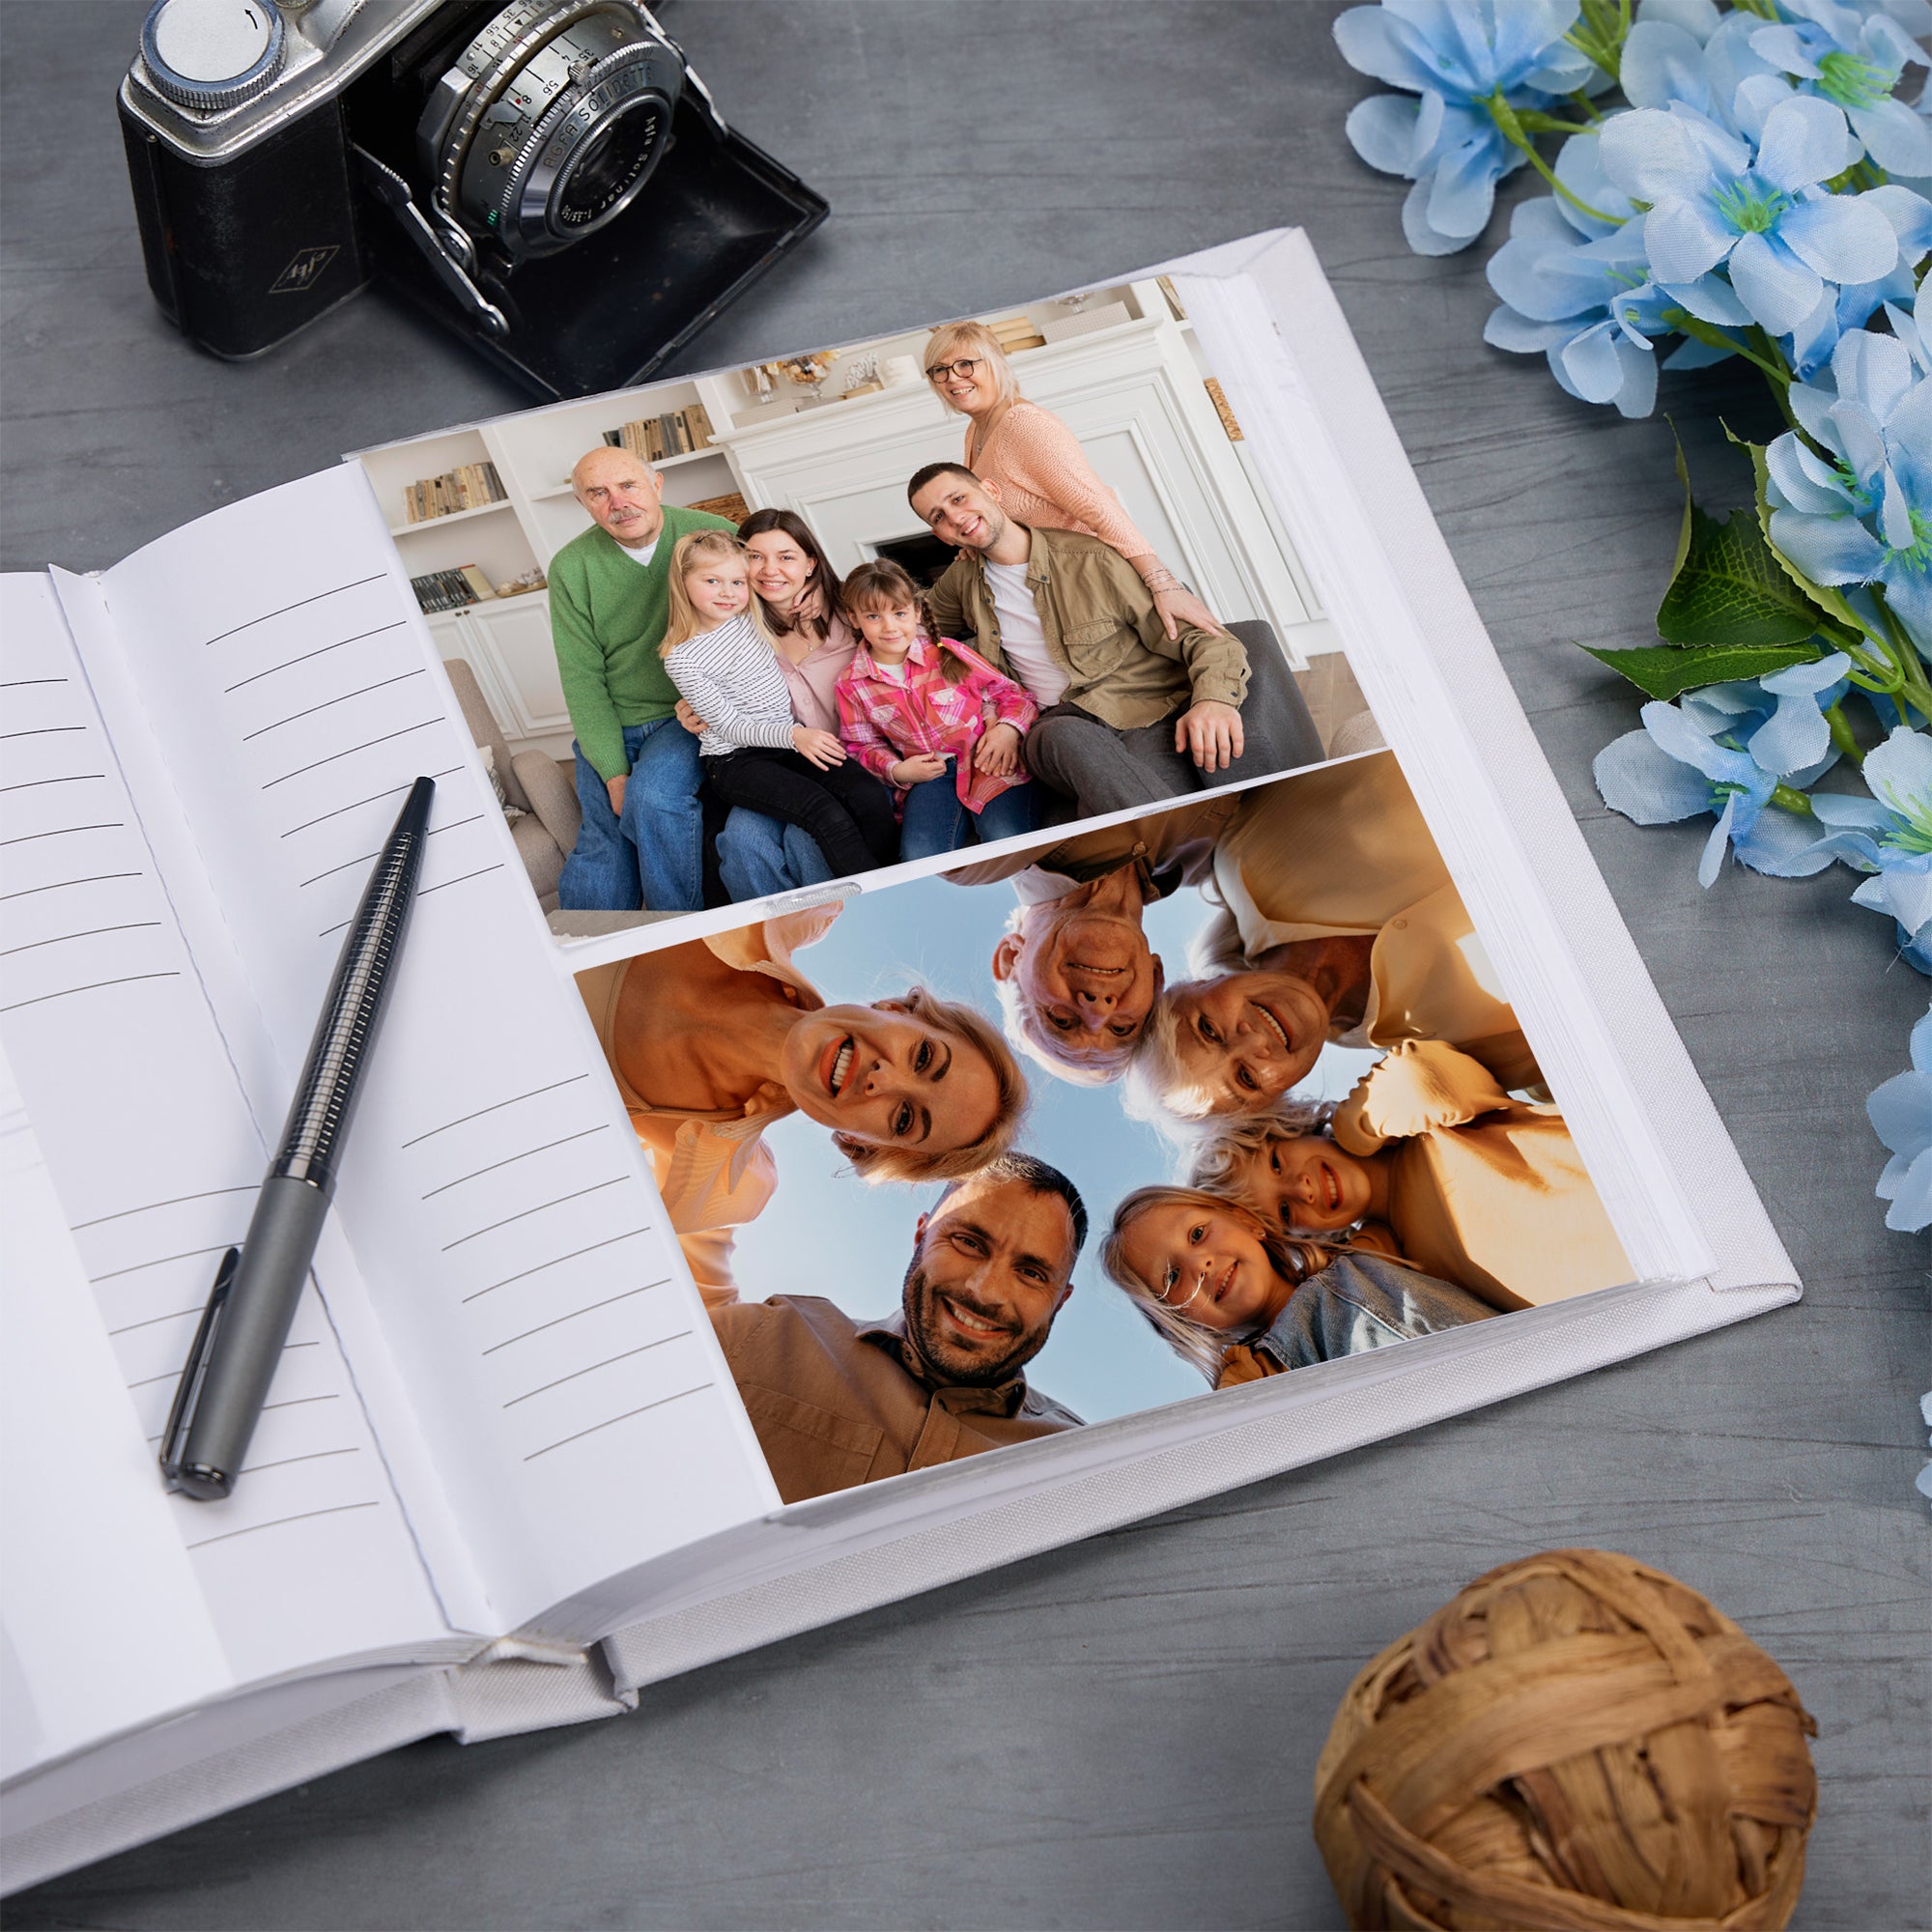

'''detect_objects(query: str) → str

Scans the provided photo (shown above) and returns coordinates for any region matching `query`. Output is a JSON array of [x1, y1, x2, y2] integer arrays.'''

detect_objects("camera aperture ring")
[[500, 46, 673, 252], [418, 0, 676, 266]]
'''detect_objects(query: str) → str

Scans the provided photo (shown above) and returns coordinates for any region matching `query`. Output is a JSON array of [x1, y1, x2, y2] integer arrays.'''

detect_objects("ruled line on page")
[[400, 1073, 591, 1148], [460, 1230, 654, 1304], [298, 814, 485, 891], [0, 775, 105, 795], [260, 719, 441, 790], [241, 668, 427, 742], [422, 1125, 611, 1200], [0, 822, 125, 848], [315, 856, 509, 938], [280, 767, 464, 839], [89, 1242, 231, 1284], [242, 1447, 361, 1477], [1, 971, 181, 1013], [0, 725, 87, 741], [0, 677, 70, 688], [108, 1305, 209, 1337], [203, 574, 389, 647], [501, 1332, 692, 1408], [524, 1386, 710, 1461], [439, 1176, 627, 1251], [480, 1278, 669, 1352], [0, 871, 143, 902], [73, 1185, 257, 1231], [0, 921, 162, 958], [184, 1500, 382, 1549], [223, 622, 408, 693]]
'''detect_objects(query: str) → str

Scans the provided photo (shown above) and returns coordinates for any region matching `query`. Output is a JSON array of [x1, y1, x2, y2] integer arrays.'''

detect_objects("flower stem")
[[1486, 92, 1620, 223], [1823, 700, 1863, 765], [1873, 589, 1932, 725], [1770, 782, 1816, 815], [1662, 309, 1792, 386]]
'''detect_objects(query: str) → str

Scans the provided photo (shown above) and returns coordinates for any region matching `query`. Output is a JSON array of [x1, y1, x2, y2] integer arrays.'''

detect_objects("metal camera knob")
[[140, 0, 285, 115]]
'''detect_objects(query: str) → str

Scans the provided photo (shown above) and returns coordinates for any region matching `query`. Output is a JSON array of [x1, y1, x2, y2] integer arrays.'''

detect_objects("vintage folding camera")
[[120, 0, 828, 399]]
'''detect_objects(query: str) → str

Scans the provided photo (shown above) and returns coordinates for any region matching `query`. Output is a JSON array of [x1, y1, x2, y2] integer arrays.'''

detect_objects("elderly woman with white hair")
[[1124, 753, 1542, 1127], [923, 319, 1220, 641]]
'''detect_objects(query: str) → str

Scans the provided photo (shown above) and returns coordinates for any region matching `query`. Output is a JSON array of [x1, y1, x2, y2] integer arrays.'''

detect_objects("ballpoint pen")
[[160, 776, 436, 1501]]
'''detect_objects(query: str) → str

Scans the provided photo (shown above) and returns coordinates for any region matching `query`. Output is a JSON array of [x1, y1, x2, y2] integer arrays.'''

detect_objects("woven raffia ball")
[[1313, 1549, 1818, 1931]]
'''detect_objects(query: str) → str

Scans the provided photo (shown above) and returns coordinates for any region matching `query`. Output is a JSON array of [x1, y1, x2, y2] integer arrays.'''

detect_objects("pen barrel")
[[273, 777, 432, 1189], [176, 1176, 330, 1494]]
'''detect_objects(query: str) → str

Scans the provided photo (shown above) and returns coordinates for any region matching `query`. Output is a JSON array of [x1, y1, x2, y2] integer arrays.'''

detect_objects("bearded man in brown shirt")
[[708, 1153, 1087, 1504]]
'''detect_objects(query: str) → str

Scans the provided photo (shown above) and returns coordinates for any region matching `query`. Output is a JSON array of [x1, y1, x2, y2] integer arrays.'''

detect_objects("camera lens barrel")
[[417, 0, 682, 266]]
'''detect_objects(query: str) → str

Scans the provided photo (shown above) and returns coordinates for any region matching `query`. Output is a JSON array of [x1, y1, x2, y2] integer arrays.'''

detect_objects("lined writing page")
[[0, 576, 452, 1692], [79, 467, 778, 1633]]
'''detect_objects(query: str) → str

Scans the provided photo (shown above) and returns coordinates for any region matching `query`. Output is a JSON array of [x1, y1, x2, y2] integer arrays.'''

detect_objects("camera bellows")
[[1312, 1548, 1817, 1931]]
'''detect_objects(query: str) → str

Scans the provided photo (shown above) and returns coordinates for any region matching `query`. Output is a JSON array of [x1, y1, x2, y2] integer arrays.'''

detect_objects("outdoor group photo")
[[572, 753, 1634, 1505]]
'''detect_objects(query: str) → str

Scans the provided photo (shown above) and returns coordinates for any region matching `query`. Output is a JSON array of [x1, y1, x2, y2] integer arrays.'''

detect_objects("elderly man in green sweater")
[[550, 445, 738, 911]]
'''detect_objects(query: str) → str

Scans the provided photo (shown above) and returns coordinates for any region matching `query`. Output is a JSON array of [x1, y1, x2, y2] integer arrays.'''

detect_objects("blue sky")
[[728, 867, 1378, 1422]]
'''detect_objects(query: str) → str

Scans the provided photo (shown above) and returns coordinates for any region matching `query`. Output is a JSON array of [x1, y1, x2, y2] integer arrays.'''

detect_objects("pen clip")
[[159, 1246, 239, 1490]]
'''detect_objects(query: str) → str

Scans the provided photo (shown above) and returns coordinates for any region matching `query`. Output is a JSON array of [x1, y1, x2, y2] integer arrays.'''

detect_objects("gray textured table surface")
[[4, 3, 1926, 1925]]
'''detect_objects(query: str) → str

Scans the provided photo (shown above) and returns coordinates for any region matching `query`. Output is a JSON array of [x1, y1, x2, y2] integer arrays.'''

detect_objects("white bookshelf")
[[349, 279, 1329, 758]]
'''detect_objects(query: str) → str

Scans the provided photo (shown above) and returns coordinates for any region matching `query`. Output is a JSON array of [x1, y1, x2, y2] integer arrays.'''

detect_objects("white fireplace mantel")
[[710, 313, 1326, 663]]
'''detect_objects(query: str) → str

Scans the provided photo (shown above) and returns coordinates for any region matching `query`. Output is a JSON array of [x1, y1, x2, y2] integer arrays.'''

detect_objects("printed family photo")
[[572, 753, 1633, 1504], [351, 277, 1379, 937]]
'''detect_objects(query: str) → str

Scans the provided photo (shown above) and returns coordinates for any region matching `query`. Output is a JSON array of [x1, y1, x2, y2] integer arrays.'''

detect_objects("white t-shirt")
[[871, 658, 908, 683], [983, 558, 1067, 707], [611, 532, 661, 568]]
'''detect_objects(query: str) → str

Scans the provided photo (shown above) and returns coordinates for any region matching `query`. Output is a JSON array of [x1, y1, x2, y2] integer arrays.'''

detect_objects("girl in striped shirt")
[[834, 558, 1039, 861], [660, 531, 897, 883]]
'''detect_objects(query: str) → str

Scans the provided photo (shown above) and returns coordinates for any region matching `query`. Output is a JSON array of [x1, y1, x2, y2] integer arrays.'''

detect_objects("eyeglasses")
[[924, 357, 982, 383]]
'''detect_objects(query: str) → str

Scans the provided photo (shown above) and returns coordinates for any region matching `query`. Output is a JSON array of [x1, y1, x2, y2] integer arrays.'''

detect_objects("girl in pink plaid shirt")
[[835, 559, 1040, 861]]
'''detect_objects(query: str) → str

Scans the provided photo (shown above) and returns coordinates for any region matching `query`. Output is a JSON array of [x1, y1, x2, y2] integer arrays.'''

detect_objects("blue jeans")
[[716, 810, 833, 901], [557, 718, 703, 912], [897, 778, 1037, 861]]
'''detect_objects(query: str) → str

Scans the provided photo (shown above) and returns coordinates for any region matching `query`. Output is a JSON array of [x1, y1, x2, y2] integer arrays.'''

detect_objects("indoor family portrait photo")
[[353, 277, 1380, 938]]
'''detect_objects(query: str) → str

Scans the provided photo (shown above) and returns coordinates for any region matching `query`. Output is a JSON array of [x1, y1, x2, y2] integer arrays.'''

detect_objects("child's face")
[[1235, 1133, 1373, 1234], [686, 553, 751, 623], [854, 600, 921, 658]]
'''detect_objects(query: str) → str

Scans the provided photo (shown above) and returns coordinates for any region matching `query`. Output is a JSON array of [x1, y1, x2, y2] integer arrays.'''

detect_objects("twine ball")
[[1313, 1549, 1817, 1931]]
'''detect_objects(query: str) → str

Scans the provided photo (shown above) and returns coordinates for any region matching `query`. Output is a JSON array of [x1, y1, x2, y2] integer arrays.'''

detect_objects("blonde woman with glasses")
[[923, 320, 1220, 641]]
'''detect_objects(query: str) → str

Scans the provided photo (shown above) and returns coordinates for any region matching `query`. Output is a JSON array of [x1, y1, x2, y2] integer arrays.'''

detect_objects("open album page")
[[71, 469, 779, 1636], [0, 576, 451, 1714]]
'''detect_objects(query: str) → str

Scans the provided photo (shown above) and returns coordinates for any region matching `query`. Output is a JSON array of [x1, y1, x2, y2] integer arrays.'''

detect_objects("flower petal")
[[1746, 690, 1832, 773], [1636, 0, 1723, 43], [1753, 94, 1859, 193], [1593, 727, 1716, 822], [1768, 504, 1889, 582], [1777, 193, 1901, 287], [1347, 92, 1428, 175], [1864, 725, 1932, 825], [1729, 229, 1824, 338], [1699, 792, 1741, 884], [1622, 19, 1717, 110], [1600, 107, 1716, 203], [1485, 303, 1577, 351], [1868, 1063, 1932, 1161], [1850, 98, 1932, 179]]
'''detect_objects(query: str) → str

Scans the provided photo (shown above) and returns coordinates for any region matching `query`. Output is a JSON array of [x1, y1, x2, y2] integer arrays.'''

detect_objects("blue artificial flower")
[[1802, 724, 1932, 968], [1336, 0, 1597, 254], [1598, 96, 1902, 339], [1866, 1001, 1932, 1231], [1485, 200, 1679, 413], [1765, 327, 1932, 652], [1593, 657, 1850, 883], [1743, 0, 1932, 177]]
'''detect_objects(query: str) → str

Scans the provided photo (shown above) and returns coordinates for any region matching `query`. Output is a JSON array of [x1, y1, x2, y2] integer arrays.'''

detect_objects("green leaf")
[[1655, 434, 1833, 648], [1583, 642, 1823, 701], [1727, 426, 1871, 646]]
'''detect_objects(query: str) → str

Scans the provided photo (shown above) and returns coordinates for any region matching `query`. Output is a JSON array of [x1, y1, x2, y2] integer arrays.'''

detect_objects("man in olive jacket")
[[910, 463, 1300, 816], [549, 445, 737, 912]]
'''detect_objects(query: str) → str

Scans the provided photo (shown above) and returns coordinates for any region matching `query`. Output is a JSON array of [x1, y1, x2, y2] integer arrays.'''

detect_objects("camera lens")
[[554, 100, 659, 226], [416, 1, 682, 265]]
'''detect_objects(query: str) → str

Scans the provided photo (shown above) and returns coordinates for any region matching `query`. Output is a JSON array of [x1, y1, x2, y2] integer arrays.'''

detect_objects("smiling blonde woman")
[[923, 319, 1220, 641], [576, 903, 1026, 1294]]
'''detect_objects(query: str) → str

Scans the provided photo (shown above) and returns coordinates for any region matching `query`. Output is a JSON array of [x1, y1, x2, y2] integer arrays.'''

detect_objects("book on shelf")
[[0, 231, 1799, 1894], [687, 491, 750, 526], [601, 402, 716, 465], [407, 564, 497, 613], [401, 462, 506, 526]]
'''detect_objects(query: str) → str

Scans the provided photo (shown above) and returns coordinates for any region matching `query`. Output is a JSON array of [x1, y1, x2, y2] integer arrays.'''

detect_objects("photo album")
[[0, 229, 1799, 1890]]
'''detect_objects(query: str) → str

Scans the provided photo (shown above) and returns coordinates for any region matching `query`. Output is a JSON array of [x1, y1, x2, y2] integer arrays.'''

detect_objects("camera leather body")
[[120, 0, 827, 399]]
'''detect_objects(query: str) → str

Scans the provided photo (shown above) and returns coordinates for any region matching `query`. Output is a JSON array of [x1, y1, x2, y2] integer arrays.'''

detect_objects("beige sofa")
[[441, 658, 581, 912]]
